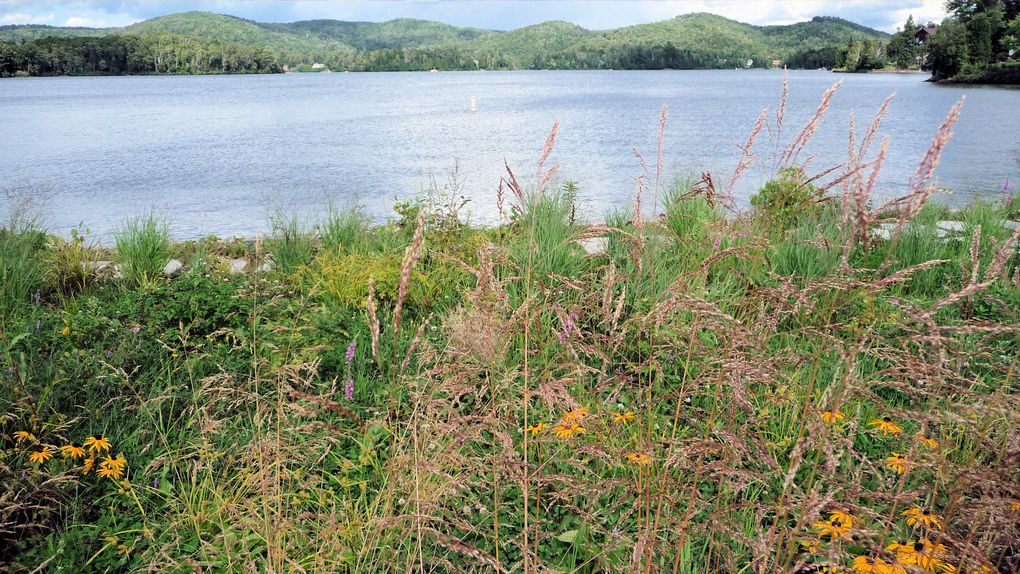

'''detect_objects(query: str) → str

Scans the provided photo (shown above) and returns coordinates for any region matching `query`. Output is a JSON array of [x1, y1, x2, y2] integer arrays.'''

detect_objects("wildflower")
[[869, 417, 902, 436], [624, 453, 651, 466], [60, 444, 87, 460], [850, 556, 905, 574], [562, 407, 589, 422], [813, 510, 855, 540], [613, 411, 635, 424], [13, 431, 36, 444], [553, 422, 585, 439], [83, 436, 111, 454], [60, 325, 70, 336], [343, 378, 354, 401], [1011, 500, 1020, 513], [800, 538, 820, 554], [915, 434, 939, 449], [524, 422, 548, 436], [345, 339, 356, 363], [902, 507, 943, 529], [889, 539, 953, 572], [98, 455, 127, 479], [29, 446, 54, 464], [885, 452, 910, 475], [821, 410, 845, 425], [82, 455, 96, 475]]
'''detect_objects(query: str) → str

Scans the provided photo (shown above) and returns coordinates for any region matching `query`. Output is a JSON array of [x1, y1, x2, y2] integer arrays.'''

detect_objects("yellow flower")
[[613, 411, 635, 424], [813, 510, 856, 540], [60, 325, 70, 336], [524, 422, 548, 436], [915, 434, 939, 449], [97, 455, 126, 479], [869, 417, 902, 436], [1011, 500, 1020, 513], [851, 556, 905, 574], [553, 422, 585, 439], [60, 444, 87, 460], [83, 436, 111, 454], [562, 407, 589, 423], [821, 410, 845, 425], [902, 507, 943, 529], [29, 445, 54, 464], [889, 539, 953, 572], [13, 431, 36, 444], [885, 452, 910, 475], [624, 453, 651, 466], [82, 455, 95, 475], [800, 538, 821, 554]]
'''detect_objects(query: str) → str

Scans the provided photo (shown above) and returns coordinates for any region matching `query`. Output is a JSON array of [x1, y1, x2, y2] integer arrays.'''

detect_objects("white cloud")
[[0, 12, 55, 25], [63, 15, 108, 27]]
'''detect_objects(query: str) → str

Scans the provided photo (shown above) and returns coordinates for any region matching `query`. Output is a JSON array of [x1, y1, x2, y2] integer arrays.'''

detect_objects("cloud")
[[0, 12, 55, 25], [63, 16, 108, 27]]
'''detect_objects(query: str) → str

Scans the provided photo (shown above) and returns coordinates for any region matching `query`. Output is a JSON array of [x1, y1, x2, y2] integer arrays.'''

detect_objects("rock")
[[227, 258, 248, 274], [576, 237, 608, 256], [257, 259, 274, 273], [936, 220, 966, 233], [1006, 220, 1018, 231], [163, 259, 183, 276]]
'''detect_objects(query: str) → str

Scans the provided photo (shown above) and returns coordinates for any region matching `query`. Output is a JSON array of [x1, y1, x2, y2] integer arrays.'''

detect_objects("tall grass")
[[114, 214, 170, 289], [266, 212, 315, 274]]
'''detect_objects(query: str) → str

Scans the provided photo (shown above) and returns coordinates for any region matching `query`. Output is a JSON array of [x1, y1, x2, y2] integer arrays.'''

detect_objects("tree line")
[[0, 33, 281, 77]]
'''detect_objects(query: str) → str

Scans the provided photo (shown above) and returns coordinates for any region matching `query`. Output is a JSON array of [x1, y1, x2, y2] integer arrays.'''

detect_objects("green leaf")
[[556, 529, 579, 544]]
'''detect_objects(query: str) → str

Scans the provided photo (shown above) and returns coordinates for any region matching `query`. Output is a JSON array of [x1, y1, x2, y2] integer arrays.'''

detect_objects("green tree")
[[926, 18, 969, 78]]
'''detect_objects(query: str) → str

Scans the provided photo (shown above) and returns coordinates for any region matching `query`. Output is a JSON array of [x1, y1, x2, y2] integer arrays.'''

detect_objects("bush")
[[47, 227, 101, 296], [114, 215, 170, 289], [750, 167, 821, 231]]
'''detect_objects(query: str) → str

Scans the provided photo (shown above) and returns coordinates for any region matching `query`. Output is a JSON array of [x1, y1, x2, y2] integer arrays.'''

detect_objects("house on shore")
[[915, 25, 937, 45]]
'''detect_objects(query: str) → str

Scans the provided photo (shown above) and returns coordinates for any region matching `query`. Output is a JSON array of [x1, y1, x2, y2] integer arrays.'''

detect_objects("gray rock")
[[227, 258, 248, 274], [936, 220, 966, 233], [576, 237, 608, 256], [1006, 220, 1018, 231], [257, 259, 274, 273], [163, 259, 183, 276]]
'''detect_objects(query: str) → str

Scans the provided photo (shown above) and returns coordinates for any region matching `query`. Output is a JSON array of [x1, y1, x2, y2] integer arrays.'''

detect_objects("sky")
[[0, 1, 951, 33]]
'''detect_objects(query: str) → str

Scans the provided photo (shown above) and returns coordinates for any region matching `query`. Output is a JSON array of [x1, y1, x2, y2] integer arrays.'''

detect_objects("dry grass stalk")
[[536, 121, 560, 193], [727, 107, 768, 198], [366, 277, 381, 361], [393, 212, 426, 347], [780, 81, 841, 167]]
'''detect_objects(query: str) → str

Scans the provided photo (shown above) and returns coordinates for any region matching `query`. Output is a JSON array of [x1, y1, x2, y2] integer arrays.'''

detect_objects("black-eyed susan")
[[97, 454, 127, 479], [553, 422, 585, 439], [613, 411, 635, 425], [869, 417, 902, 436], [902, 507, 943, 529], [29, 445, 54, 464], [83, 436, 111, 454], [889, 539, 953, 572], [821, 410, 845, 425], [562, 407, 589, 423], [915, 434, 939, 449], [13, 431, 36, 444], [885, 452, 910, 475], [812, 510, 856, 540], [524, 422, 548, 436], [624, 453, 651, 466], [1011, 500, 1020, 513], [60, 444, 87, 460], [850, 556, 905, 574], [82, 455, 95, 475]]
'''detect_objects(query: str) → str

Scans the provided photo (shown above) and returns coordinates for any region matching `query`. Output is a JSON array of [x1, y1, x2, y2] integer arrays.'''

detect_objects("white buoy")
[[470, 95, 477, 113]]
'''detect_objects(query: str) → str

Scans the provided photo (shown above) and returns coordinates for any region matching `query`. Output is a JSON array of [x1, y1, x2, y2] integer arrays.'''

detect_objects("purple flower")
[[345, 339, 356, 363], [344, 378, 354, 401], [558, 311, 577, 344], [712, 236, 722, 251], [1004, 177, 1011, 193]]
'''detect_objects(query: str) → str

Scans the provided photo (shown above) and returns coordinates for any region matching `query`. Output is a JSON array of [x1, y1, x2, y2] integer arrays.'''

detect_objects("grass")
[[2, 91, 1019, 573], [114, 215, 170, 289]]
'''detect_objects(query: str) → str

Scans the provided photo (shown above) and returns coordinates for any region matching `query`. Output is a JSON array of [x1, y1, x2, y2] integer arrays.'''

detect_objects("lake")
[[1, 69, 1018, 240]]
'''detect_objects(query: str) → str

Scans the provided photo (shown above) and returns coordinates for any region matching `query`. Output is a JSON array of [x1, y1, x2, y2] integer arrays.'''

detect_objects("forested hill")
[[0, 10, 889, 76]]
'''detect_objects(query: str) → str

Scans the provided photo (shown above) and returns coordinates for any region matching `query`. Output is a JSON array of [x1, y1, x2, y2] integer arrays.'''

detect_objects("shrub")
[[750, 167, 821, 231], [46, 227, 101, 296], [114, 215, 170, 289]]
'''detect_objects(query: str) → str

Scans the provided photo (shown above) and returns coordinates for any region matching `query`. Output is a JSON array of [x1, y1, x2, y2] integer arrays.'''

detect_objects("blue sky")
[[0, 1, 950, 33]]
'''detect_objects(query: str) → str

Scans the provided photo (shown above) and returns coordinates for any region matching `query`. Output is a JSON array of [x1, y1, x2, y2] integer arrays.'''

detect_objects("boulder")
[[163, 259, 183, 276]]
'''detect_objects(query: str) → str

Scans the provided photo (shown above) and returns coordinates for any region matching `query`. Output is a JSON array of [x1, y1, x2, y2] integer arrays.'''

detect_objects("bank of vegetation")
[[2, 80, 1019, 572], [0, 11, 887, 76]]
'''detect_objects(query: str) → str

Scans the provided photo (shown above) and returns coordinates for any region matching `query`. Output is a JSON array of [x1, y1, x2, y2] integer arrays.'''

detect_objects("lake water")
[[1, 69, 1018, 240]]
